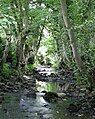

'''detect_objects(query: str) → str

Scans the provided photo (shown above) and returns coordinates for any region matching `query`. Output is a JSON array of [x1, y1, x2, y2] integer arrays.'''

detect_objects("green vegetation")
[[0, 0, 95, 87]]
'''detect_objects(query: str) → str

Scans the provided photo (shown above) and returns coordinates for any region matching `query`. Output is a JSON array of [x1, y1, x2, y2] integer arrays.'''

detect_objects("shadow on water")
[[0, 81, 92, 119]]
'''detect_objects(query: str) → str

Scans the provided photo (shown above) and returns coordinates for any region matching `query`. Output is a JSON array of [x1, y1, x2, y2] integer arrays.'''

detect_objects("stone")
[[25, 91, 36, 98], [43, 92, 60, 102], [67, 103, 81, 113], [0, 96, 4, 103]]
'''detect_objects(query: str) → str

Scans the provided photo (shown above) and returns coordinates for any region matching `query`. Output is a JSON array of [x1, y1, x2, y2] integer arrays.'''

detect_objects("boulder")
[[43, 92, 60, 102], [67, 103, 81, 113], [25, 89, 36, 98]]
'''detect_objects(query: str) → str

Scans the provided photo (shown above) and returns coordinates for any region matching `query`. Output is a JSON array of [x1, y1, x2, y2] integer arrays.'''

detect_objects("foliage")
[[0, 63, 19, 78], [1, 63, 11, 78], [0, 0, 95, 87]]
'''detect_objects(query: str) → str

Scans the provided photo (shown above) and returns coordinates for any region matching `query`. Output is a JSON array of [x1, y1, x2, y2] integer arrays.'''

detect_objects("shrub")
[[1, 63, 11, 78]]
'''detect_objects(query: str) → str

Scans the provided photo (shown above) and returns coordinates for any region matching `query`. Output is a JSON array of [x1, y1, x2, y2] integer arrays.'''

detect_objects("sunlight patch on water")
[[36, 81, 57, 92]]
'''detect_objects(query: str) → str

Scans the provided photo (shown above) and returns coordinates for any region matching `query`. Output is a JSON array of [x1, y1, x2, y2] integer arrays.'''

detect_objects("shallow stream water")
[[0, 81, 92, 119]]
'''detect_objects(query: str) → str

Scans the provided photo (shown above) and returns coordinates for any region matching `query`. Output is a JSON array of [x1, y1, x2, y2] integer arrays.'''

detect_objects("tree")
[[60, 0, 83, 73]]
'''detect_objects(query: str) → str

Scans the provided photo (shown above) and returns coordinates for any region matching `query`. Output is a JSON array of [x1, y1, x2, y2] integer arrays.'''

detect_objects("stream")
[[0, 66, 93, 119], [0, 81, 92, 119]]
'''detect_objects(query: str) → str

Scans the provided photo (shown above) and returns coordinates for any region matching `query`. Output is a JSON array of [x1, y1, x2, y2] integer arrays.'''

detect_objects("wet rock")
[[92, 115, 95, 118], [0, 96, 4, 103], [41, 90, 47, 93], [15, 82, 21, 89], [57, 93, 66, 98], [3, 108, 8, 113], [90, 98, 95, 107], [44, 104, 49, 107], [75, 113, 84, 117], [0, 82, 5, 87], [6, 85, 13, 90], [39, 115, 43, 118], [43, 92, 60, 102], [67, 103, 81, 113], [7, 82, 14, 87], [25, 90, 36, 98], [0, 92, 5, 96], [2, 87, 10, 93]]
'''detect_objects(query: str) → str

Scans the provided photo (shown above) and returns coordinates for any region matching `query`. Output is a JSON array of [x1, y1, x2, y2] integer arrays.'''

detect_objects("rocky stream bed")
[[0, 65, 95, 119]]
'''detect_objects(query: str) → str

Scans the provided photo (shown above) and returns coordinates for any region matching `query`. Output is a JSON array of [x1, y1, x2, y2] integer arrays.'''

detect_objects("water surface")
[[0, 81, 92, 119]]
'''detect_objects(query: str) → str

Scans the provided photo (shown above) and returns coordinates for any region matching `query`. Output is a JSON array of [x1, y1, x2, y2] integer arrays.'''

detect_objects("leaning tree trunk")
[[0, 37, 11, 69], [60, 0, 83, 73]]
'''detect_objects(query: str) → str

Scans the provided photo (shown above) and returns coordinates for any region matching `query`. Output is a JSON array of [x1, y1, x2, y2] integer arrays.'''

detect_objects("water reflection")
[[0, 82, 92, 119], [19, 92, 53, 119], [19, 81, 92, 119], [36, 81, 58, 92]]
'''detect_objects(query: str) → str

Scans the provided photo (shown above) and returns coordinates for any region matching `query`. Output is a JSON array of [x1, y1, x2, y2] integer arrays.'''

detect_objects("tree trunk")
[[16, 0, 29, 71], [60, 0, 83, 73], [0, 38, 11, 68]]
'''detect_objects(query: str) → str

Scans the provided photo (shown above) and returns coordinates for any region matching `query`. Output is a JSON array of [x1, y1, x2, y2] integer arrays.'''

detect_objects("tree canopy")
[[0, 0, 95, 86]]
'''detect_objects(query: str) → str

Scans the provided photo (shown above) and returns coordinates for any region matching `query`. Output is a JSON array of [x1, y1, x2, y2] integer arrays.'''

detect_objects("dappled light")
[[0, 0, 95, 119]]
